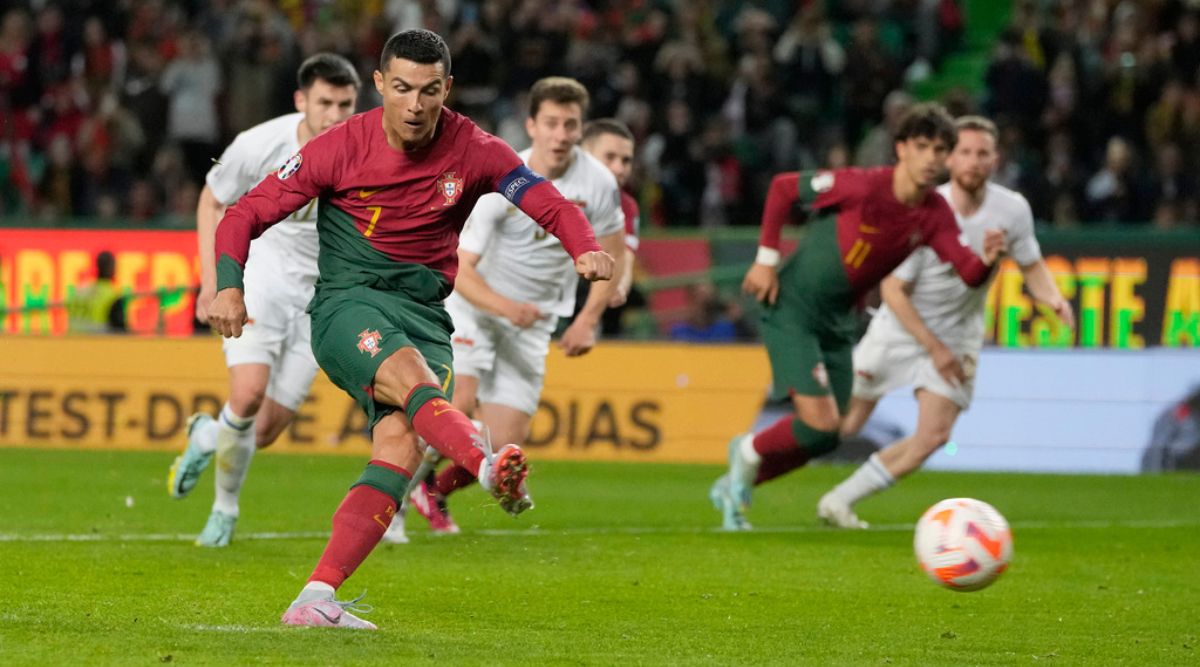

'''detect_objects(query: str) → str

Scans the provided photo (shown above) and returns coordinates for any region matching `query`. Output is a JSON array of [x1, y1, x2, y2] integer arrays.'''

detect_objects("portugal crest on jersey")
[[436, 171, 465, 206], [357, 329, 383, 357]]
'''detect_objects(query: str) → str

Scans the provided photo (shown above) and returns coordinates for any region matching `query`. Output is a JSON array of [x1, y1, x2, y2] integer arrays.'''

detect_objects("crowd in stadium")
[[0, 0, 1197, 229]]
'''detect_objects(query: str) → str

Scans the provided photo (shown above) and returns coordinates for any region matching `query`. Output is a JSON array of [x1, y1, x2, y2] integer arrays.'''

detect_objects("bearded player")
[[817, 115, 1074, 528], [207, 30, 613, 628], [710, 104, 1007, 531]]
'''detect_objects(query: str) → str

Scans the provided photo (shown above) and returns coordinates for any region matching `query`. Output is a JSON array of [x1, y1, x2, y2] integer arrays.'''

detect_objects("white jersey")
[[206, 112, 319, 283], [870, 181, 1042, 348], [456, 146, 623, 317]]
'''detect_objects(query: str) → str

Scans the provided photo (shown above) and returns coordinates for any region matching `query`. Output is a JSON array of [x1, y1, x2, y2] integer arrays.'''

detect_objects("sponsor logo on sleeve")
[[504, 176, 529, 200], [277, 153, 302, 180]]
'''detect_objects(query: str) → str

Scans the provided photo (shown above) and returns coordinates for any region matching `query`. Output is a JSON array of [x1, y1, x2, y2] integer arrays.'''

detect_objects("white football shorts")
[[445, 295, 557, 416], [221, 247, 318, 412], [851, 322, 978, 410]]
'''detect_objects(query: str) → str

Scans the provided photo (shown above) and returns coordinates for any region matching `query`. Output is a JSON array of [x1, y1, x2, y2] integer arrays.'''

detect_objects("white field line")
[[0, 518, 1196, 543], [176, 623, 296, 634]]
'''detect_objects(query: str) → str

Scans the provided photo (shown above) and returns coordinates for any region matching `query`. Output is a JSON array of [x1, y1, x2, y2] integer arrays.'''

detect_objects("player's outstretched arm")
[[927, 220, 1006, 288], [1020, 259, 1075, 330], [194, 185, 228, 321], [881, 275, 964, 387], [481, 137, 610, 276]]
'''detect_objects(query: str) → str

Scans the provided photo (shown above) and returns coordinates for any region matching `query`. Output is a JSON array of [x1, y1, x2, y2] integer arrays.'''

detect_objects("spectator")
[[1084, 136, 1138, 223], [645, 100, 706, 226], [122, 40, 169, 171], [854, 90, 913, 167], [160, 30, 221, 187], [984, 31, 1047, 136], [842, 17, 902, 146], [773, 4, 844, 143], [7, 0, 1191, 229], [66, 251, 127, 334], [669, 282, 737, 343], [74, 16, 126, 103], [1141, 142, 1195, 224]]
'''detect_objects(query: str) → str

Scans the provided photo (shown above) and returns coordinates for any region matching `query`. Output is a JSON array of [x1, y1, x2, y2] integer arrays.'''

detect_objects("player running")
[[206, 30, 614, 629], [711, 104, 1007, 531], [582, 118, 641, 308], [396, 78, 626, 538], [166, 53, 360, 547], [817, 116, 1074, 528]]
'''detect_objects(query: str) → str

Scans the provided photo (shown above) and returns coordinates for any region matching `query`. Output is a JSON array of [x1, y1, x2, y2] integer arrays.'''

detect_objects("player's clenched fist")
[[208, 288, 249, 338], [981, 228, 1008, 265], [575, 250, 615, 281]]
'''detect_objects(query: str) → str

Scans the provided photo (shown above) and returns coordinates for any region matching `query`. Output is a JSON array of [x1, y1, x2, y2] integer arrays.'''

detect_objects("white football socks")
[[193, 417, 219, 455], [739, 432, 762, 465], [296, 581, 336, 603], [827, 452, 896, 507], [213, 403, 255, 516]]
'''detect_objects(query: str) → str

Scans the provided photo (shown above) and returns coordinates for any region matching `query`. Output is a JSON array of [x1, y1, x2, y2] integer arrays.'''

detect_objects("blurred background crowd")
[[2, 0, 1198, 230]]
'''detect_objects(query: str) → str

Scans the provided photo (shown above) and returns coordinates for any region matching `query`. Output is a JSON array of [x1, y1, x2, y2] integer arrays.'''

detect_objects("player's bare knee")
[[375, 347, 433, 404], [371, 419, 422, 471], [228, 385, 266, 417], [255, 421, 288, 449], [915, 426, 951, 454]]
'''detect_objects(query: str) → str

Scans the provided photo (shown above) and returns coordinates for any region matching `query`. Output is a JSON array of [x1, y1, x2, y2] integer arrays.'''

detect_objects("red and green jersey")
[[758, 167, 990, 311], [215, 107, 601, 302], [621, 190, 640, 252]]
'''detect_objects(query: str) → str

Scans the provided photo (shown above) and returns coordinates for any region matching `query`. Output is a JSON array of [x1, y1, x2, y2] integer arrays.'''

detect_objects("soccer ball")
[[914, 498, 1013, 591]]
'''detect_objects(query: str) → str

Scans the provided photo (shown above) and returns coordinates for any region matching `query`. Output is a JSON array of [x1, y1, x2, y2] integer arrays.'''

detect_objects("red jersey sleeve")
[[473, 132, 601, 260], [924, 198, 991, 287], [214, 123, 344, 290], [621, 191, 640, 252], [758, 169, 860, 251]]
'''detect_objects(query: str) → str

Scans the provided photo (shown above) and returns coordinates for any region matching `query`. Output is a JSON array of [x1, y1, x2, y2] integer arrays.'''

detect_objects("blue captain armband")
[[497, 165, 546, 206]]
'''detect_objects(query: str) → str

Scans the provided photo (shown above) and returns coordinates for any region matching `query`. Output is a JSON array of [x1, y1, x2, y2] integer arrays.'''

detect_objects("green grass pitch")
[[0, 448, 1196, 665]]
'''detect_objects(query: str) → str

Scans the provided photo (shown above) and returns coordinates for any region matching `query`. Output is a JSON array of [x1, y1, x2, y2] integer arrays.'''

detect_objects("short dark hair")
[[379, 29, 451, 76], [96, 251, 115, 280], [895, 103, 956, 148], [955, 114, 998, 140], [582, 118, 634, 146], [297, 53, 361, 90], [528, 76, 590, 119]]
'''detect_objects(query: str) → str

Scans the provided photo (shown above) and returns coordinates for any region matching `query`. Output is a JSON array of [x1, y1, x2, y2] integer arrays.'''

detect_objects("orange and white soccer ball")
[[914, 498, 1013, 591]]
